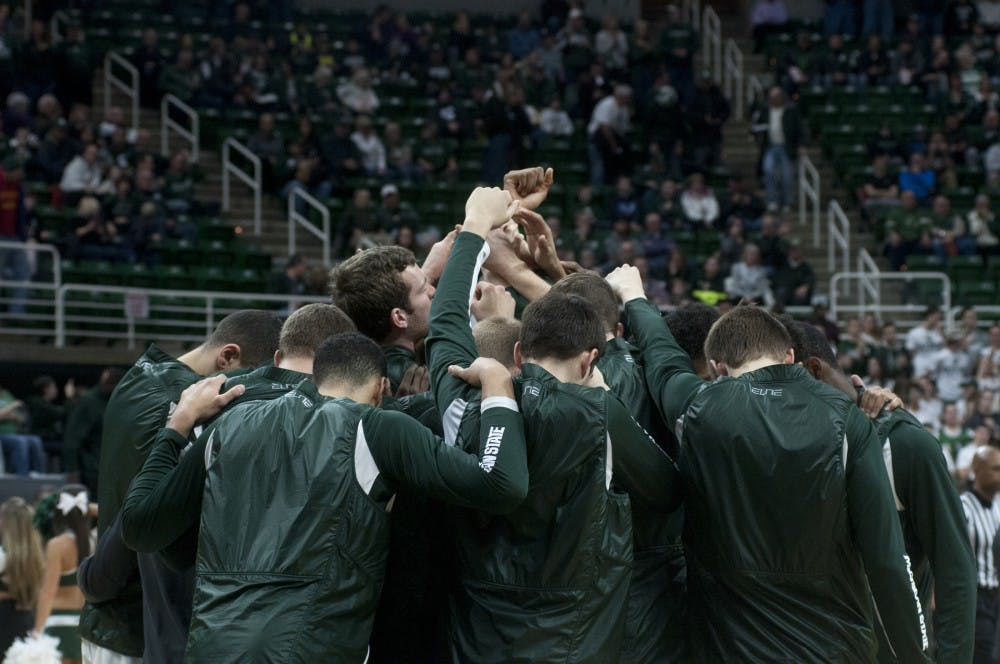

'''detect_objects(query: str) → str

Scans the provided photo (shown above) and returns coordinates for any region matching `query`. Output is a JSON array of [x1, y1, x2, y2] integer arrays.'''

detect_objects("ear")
[[804, 356, 824, 380], [215, 344, 242, 371], [273, 349, 283, 367], [581, 348, 600, 379], [513, 341, 524, 371], [784, 347, 795, 365], [390, 307, 408, 332], [614, 322, 624, 339], [710, 359, 728, 377], [373, 377, 389, 407]]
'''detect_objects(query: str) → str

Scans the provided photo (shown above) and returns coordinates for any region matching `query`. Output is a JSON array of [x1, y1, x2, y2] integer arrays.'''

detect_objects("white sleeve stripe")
[[605, 432, 613, 490], [467, 242, 491, 327], [481, 396, 518, 413], [355, 420, 381, 495], [443, 398, 467, 447], [882, 438, 905, 511]]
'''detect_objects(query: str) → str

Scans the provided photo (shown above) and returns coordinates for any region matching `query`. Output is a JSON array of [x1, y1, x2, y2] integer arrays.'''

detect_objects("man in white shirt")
[[351, 115, 386, 176], [906, 306, 945, 379], [587, 85, 631, 186], [59, 143, 103, 202], [928, 330, 974, 403]]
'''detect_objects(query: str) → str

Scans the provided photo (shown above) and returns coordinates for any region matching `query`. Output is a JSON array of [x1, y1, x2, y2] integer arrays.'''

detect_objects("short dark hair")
[[520, 292, 605, 361], [32, 375, 55, 395], [550, 272, 619, 335], [206, 310, 283, 368], [329, 246, 416, 343], [313, 332, 387, 389], [704, 306, 791, 368], [279, 304, 356, 358], [665, 303, 720, 367], [473, 317, 522, 369], [781, 317, 838, 367]]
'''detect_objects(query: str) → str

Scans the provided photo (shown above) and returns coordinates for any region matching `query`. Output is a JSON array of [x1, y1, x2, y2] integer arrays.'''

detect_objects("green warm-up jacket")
[[185, 382, 528, 663], [625, 297, 931, 664], [426, 232, 680, 663]]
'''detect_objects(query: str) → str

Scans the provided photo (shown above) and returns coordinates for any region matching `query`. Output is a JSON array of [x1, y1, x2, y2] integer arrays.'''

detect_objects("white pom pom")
[[2, 632, 62, 664]]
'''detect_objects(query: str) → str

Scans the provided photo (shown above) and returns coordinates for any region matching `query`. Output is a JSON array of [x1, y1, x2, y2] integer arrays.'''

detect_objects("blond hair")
[[0, 497, 44, 609]]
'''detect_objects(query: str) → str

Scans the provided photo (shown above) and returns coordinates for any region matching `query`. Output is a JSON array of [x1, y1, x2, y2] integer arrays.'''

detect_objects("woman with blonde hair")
[[34, 485, 92, 664], [0, 497, 44, 655]]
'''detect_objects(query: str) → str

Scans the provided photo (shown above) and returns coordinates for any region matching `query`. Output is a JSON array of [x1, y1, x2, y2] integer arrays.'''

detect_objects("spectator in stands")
[[318, 116, 363, 190], [960, 307, 990, 358], [693, 253, 726, 302], [898, 152, 936, 205], [337, 67, 380, 115], [680, 171, 720, 229], [638, 212, 672, 274], [777, 30, 817, 93], [857, 35, 890, 87], [890, 38, 925, 87], [414, 120, 458, 181], [939, 402, 975, 460], [339, 188, 377, 255], [966, 194, 1000, 253], [863, 0, 895, 40], [751, 0, 788, 51], [658, 5, 697, 104], [757, 87, 801, 212], [195, 36, 236, 109], [862, 355, 892, 390], [756, 213, 787, 268], [159, 48, 201, 104], [375, 184, 419, 232], [26, 375, 74, 469], [883, 190, 933, 268], [929, 329, 975, 402], [59, 143, 102, 205], [508, 11, 540, 61], [69, 195, 132, 263], [929, 194, 962, 247], [608, 176, 639, 224], [538, 98, 574, 137], [482, 85, 532, 183], [595, 15, 628, 75], [813, 34, 856, 88], [247, 112, 285, 190], [825, 0, 858, 36], [20, 20, 56, 105], [0, 156, 28, 315], [559, 8, 594, 82], [162, 149, 196, 214], [868, 124, 905, 163], [978, 325, 1000, 392], [383, 121, 416, 182], [34, 122, 75, 185], [272, 254, 307, 295], [133, 28, 164, 108], [727, 243, 773, 305], [906, 306, 945, 378], [946, 0, 980, 35], [0, 384, 45, 475], [349, 115, 386, 176], [686, 71, 731, 171], [859, 155, 900, 226]]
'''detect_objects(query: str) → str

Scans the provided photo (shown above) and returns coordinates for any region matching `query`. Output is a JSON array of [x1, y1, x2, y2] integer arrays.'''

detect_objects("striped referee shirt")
[[961, 490, 1000, 589]]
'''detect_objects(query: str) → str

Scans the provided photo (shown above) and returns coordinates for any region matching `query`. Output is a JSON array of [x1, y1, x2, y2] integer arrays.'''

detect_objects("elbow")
[[486, 476, 529, 515]]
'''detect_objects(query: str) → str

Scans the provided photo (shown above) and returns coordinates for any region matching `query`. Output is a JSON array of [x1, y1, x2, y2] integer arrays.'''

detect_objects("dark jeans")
[[975, 587, 999, 664], [0, 433, 47, 475]]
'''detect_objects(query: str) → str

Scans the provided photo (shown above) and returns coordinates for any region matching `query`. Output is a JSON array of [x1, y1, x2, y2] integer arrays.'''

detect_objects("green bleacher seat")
[[947, 255, 984, 283], [957, 280, 996, 306], [904, 255, 945, 272]]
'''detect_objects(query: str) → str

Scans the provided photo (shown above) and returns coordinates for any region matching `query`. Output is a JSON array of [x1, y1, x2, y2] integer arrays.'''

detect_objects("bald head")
[[973, 446, 1000, 498]]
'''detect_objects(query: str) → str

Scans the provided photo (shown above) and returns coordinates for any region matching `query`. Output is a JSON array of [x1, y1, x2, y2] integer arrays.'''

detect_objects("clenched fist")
[[464, 187, 520, 237], [503, 167, 554, 210]]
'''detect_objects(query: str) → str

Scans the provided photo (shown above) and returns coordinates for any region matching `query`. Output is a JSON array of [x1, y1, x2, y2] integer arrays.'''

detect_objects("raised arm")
[[845, 408, 931, 663], [367, 358, 528, 513], [606, 393, 681, 512], [892, 423, 976, 664], [609, 265, 704, 426]]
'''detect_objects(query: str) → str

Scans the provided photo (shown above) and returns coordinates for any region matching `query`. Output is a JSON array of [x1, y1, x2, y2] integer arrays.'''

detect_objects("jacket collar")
[[736, 363, 809, 383]]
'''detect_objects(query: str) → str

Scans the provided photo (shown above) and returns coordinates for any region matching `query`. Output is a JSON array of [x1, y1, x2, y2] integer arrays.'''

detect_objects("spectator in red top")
[[0, 156, 29, 314]]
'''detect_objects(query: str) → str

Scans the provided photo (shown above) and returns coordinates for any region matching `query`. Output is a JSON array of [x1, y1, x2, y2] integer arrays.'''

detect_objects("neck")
[[728, 356, 784, 379], [177, 345, 216, 376], [974, 485, 997, 502], [382, 334, 416, 352], [529, 357, 586, 384], [317, 382, 376, 406], [277, 356, 313, 375]]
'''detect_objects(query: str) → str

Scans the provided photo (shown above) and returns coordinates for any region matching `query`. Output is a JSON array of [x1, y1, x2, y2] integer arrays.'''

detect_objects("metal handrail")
[[830, 271, 953, 327], [55, 284, 326, 349], [723, 39, 744, 119], [0, 239, 63, 285], [703, 7, 722, 83], [747, 75, 764, 120], [104, 51, 140, 134], [161, 94, 200, 162], [288, 187, 332, 266], [857, 248, 881, 316], [222, 137, 262, 236], [827, 200, 850, 274], [682, 0, 701, 33], [50, 10, 70, 45], [798, 155, 821, 248]]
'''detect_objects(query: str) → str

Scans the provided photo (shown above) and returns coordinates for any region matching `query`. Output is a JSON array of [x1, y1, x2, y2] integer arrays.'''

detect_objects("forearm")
[[120, 428, 203, 552], [493, 262, 551, 302], [78, 512, 137, 604], [624, 298, 703, 425], [608, 394, 681, 512], [34, 568, 59, 631]]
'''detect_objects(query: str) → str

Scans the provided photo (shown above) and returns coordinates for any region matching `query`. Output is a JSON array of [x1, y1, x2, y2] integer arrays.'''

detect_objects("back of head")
[[207, 310, 283, 368], [474, 317, 522, 370], [313, 332, 387, 390], [329, 246, 416, 342], [704, 306, 791, 370], [665, 303, 721, 369], [279, 304, 356, 359], [550, 272, 619, 336], [520, 292, 606, 362], [0, 497, 43, 609], [50, 484, 92, 563], [786, 319, 838, 368]]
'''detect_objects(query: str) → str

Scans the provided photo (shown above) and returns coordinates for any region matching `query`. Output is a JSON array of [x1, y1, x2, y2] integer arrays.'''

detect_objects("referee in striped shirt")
[[962, 446, 1000, 664]]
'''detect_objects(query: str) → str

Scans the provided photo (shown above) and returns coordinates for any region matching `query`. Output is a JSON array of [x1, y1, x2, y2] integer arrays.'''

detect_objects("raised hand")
[[503, 167, 554, 210], [464, 187, 520, 237], [605, 265, 646, 304], [396, 363, 430, 397], [422, 225, 462, 286], [471, 282, 516, 322], [514, 207, 564, 281], [167, 375, 245, 437]]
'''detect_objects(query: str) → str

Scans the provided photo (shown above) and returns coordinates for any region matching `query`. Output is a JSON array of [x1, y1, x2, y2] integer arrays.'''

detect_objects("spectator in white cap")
[[376, 183, 419, 232]]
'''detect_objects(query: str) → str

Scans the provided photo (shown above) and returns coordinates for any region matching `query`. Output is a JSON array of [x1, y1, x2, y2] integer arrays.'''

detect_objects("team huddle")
[[76, 169, 972, 663]]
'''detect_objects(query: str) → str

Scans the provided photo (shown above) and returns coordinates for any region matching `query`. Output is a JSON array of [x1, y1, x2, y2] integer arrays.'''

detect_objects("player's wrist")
[[166, 409, 197, 437]]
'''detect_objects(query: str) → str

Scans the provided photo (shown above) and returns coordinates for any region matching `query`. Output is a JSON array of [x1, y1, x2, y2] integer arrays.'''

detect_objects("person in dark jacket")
[[685, 71, 731, 171], [753, 86, 802, 211], [609, 264, 931, 663], [183, 332, 528, 662], [79, 310, 281, 664], [427, 186, 680, 662], [786, 319, 976, 663], [62, 367, 124, 493]]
